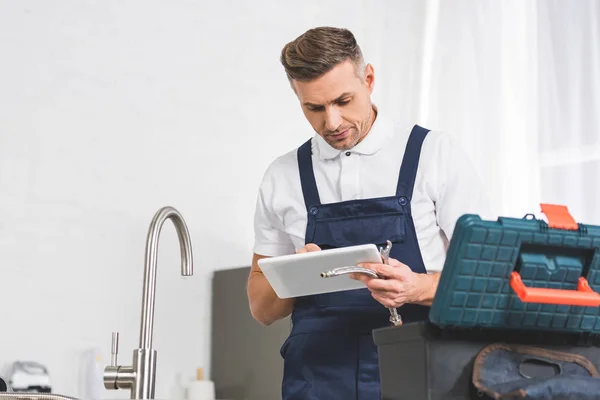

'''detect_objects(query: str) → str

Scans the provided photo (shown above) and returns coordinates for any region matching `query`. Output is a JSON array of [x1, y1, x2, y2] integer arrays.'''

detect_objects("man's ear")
[[364, 64, 375, 93]]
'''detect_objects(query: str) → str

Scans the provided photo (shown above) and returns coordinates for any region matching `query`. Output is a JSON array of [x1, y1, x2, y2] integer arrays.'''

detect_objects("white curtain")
[[536, 0, 600, 225], [365, 0, 599, 223]]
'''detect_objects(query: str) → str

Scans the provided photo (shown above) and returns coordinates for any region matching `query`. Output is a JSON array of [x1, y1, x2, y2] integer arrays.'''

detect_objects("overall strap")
[[396, 125, 430, 199], [297, 139, 321, 209]]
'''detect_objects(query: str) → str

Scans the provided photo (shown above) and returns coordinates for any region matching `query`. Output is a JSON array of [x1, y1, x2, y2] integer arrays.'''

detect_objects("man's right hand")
[[296, 243, 322, 254], [247, 244, 321, 326]]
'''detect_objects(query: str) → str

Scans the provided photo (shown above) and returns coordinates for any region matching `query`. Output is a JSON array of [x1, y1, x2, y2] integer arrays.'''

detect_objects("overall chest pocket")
[[308, 207, 407, 249]]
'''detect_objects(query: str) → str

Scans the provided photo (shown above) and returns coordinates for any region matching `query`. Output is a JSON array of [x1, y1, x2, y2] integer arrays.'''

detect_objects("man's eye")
[[308, 106, 325, 112], [337, 99, 350, 106]]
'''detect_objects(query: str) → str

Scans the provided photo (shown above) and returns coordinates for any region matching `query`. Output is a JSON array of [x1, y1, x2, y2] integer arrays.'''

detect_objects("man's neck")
[[356, 104, 378, 146]]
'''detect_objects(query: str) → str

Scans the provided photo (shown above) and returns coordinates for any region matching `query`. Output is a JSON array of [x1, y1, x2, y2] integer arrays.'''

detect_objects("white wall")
[[0, 0, 385, 398]]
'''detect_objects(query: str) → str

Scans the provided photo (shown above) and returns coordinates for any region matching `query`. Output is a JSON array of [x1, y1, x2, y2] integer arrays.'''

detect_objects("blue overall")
[[280, 125, 432, 400]]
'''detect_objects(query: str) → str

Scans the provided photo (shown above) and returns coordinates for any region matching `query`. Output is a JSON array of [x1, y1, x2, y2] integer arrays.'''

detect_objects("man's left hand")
[[349, 258, 440, 308]]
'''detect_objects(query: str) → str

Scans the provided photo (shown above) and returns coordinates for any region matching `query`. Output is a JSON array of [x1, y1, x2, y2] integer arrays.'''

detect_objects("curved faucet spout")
[[139, 206, 194, 349]]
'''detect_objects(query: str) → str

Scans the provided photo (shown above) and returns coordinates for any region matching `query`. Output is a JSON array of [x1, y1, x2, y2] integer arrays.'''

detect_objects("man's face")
[[292, 60, 375, 151]]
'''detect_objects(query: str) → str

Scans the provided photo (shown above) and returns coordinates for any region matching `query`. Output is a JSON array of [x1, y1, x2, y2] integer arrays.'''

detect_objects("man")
[[247, 26, 491, 400]]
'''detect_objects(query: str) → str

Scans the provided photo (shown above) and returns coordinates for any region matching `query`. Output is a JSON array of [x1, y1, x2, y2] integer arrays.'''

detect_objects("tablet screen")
[[258, 244, 381, 299]]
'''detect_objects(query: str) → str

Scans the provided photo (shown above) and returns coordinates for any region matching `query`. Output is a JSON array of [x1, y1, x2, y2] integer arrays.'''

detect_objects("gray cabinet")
[[211, 267, 291, 400]]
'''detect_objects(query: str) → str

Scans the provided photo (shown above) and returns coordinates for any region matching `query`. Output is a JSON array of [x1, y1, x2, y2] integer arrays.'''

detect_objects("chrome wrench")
[[320, 240, 403, 327], [380, 241, 403, 326]]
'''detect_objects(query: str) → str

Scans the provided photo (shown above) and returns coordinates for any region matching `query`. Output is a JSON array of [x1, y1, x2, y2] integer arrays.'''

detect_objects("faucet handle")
[[111, 332, 119, 367]]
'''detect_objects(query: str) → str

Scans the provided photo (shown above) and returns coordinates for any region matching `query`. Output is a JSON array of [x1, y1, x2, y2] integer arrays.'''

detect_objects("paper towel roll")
[[187, 380, 215, 400]]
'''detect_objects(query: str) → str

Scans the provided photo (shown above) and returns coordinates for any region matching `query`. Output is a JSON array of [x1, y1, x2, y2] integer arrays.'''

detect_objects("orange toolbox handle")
[[508, 203, 600, 307], [510, 272, 600, 307]]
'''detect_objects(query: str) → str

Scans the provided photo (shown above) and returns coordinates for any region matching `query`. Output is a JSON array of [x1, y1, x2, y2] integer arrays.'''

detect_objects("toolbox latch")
[[540, 203, 578, 231]]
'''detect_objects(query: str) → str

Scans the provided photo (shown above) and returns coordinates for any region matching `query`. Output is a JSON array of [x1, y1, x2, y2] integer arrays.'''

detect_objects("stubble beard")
[[325, 128, 362, 151]]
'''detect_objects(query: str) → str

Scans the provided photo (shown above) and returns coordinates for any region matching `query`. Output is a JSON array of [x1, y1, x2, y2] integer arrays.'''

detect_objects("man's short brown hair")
[[280, 26, 365, 83]]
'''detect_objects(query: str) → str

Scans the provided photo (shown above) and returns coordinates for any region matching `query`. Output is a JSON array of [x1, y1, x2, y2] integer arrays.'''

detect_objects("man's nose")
[[324, 107, 342, 132]]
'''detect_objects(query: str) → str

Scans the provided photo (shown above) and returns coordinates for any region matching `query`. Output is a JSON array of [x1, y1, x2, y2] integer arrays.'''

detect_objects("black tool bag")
[[374, 322, 600, 400], [373, 205, 600, 400]]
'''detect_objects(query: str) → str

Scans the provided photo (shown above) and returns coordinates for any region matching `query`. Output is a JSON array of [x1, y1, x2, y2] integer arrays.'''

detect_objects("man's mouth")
[[329, 129, 350, 140]]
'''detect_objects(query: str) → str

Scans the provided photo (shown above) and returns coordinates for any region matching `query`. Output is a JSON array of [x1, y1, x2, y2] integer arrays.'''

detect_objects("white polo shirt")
[[253, 110, 492, 272]]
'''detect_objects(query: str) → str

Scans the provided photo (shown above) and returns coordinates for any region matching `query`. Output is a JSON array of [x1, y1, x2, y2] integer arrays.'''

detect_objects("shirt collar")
[[313, 107, 393, 161]]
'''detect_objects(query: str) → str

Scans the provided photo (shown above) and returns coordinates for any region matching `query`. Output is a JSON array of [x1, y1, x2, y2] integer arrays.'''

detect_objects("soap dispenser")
[[186, 368, 215, 400]]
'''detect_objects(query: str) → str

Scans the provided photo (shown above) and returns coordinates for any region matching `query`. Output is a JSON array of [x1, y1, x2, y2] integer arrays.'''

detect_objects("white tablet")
[[258, 244, 382, 299]]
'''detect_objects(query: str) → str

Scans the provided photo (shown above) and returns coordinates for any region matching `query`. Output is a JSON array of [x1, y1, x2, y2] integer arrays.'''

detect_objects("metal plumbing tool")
[[320, 240, 403, 327]]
